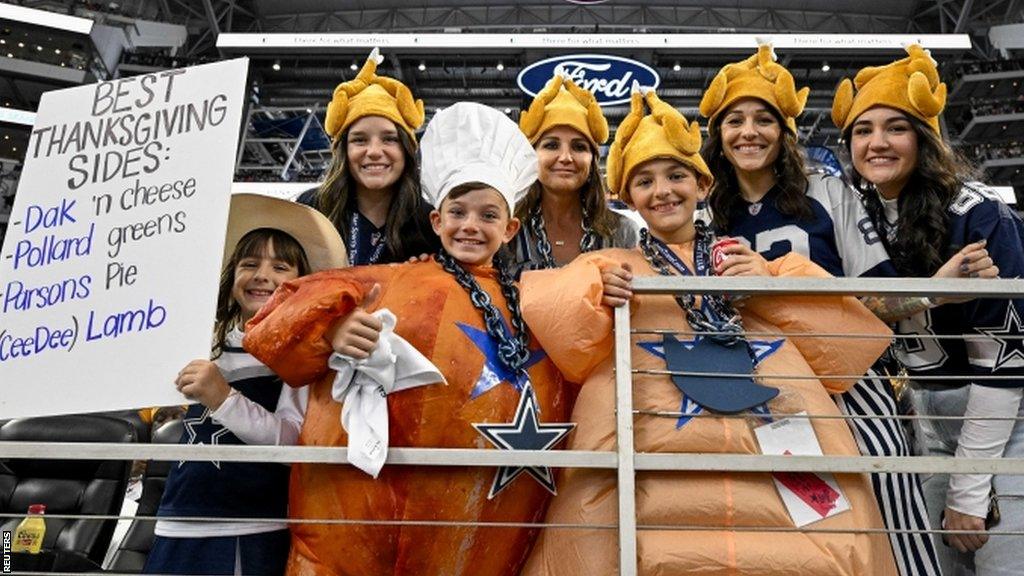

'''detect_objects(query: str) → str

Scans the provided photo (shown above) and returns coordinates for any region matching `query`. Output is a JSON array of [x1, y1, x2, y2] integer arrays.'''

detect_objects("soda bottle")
[[10, 504, 46, 554]]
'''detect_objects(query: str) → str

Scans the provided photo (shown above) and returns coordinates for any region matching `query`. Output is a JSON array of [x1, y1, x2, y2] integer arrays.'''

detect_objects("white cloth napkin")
[[329, 309, 445, 477]]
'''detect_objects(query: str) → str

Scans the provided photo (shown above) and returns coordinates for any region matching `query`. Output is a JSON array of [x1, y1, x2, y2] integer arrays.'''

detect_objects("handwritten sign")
[[0, 58, 248, 418]]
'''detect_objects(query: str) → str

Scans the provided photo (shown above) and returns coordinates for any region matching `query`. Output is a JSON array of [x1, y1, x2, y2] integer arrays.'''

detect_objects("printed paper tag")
[[754, 414, 851, 527]]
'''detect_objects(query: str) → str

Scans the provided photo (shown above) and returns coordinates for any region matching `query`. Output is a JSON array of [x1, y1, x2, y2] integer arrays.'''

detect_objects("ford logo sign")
[[517, 54, 660, 107]]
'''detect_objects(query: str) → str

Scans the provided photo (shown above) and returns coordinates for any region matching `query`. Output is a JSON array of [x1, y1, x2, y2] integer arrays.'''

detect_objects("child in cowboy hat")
[[145, 194, 345, 575]]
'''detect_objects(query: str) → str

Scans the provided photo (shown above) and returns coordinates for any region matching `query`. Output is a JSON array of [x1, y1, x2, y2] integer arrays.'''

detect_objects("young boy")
[[517, 88, 900, 575], [244, 102, 574, 576]]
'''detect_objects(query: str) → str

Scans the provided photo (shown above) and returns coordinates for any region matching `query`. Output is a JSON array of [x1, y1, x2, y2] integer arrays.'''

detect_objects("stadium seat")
[[0, 414, 136, 567], [106, 418, 183, 573]]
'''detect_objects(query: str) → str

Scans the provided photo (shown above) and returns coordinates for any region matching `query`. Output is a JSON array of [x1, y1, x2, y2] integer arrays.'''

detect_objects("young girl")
[[518, 87, 899, 575], [698, 44, 998, 576], [244, 103, 581, 576], [512, 74, 638, 273], [144, 194, 346, 576], [834, 44, 1024, 576], [298, 48, 440, 264]]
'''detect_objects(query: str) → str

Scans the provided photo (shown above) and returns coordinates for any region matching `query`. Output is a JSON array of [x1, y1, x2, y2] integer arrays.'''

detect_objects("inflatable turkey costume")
[[245, 103, 574, 576], [518, 88, 900, 576]]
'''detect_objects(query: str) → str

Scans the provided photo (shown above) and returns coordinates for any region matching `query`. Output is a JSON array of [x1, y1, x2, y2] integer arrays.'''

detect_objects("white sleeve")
[[946, 383, 1024, 517], [210, 385, 308, 446], [810, 175, 889, 278]]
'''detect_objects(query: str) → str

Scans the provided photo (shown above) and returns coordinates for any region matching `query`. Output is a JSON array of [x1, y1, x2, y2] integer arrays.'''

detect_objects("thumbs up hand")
[[328, 283, 384, 359]]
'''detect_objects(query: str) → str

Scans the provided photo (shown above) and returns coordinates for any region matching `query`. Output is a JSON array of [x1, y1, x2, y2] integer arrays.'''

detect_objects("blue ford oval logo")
[[517, 54, 660, 107]]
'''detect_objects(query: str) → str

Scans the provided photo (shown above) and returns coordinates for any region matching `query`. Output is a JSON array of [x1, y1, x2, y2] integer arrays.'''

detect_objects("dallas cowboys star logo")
[[458, 321, 546, 399], [974, 302, 1024, 370], [638, 335, 783, 428], [473, 382, 575, 499], [180, 407, 232, 468]]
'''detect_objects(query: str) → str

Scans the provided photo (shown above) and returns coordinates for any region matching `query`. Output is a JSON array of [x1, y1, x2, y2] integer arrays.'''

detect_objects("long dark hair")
[[212, 228, 311, 358], [848, 116, 975, 277], [703, 102, 811, 232], [315, 125, 425, 259], [514, 154, 618, 238]]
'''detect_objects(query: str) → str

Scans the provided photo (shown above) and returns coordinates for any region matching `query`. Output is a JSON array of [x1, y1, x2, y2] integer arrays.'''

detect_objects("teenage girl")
[[835, 44, 1023, 576], [298, 48, 439, 264]]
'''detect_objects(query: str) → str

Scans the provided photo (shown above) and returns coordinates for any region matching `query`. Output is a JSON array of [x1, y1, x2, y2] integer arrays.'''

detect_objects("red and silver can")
[[711, 238, 739, 272]]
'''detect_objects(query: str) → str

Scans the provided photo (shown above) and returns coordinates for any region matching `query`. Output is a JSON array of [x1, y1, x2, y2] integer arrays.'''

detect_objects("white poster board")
[[0, 58, 249, 418]]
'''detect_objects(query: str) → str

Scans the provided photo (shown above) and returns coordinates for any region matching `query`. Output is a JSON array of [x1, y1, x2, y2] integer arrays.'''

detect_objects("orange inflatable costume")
[[245, 101, 571, 576], [518, 249, 900, 576], [245, 262, 569, 575]]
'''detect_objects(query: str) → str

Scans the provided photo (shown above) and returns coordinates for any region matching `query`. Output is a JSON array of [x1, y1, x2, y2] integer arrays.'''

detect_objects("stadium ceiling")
[[3, 0, 1022, 180], [14, 0, 1006, 58]]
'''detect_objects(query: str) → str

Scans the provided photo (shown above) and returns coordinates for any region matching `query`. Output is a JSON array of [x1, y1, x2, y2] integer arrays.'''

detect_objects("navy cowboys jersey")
[[722, 174, 896, 278], [895, 184, 1024, 388], [157, 341, 290, 521]]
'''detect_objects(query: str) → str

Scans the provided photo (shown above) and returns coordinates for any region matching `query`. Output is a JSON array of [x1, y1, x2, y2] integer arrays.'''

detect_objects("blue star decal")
[[674, 394, 704, 429], [638, 335, 783, 428], [749, 403, 774, 423], [180, 407, 231, 468], [458, 321, 546, 399], [473, 382, 575, 499], [975, 302, 1024, 370], [638, 336, 783, 367]]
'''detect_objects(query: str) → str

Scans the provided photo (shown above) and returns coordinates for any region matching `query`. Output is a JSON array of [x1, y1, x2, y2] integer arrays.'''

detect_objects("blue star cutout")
[[473, 382, 575, 499], [458, 321, 546, 399], [638, 335, 783, 428], [974, 302, 1024, 370], [180, 407, 232, 469], [638, 336, 783, 367]]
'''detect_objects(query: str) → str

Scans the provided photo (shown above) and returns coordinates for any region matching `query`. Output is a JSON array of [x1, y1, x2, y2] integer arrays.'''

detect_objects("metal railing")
[[1, 276, 1024, 575]]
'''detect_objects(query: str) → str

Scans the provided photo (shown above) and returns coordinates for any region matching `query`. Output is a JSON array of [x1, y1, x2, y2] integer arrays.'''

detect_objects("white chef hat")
[[420, 102, 538, 212]]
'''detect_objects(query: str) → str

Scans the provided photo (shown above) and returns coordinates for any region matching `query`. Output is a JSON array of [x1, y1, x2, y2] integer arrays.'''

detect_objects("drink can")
[[712, 238, 739, 272]]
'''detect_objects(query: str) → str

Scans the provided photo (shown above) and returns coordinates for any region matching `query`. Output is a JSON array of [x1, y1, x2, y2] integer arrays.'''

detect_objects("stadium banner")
[[217, 33, 973, 52], [0, 57, 249, 418], [517, 54, 659, 106]]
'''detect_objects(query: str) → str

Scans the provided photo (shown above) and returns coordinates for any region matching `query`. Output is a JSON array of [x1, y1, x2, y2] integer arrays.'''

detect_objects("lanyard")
[[644, 229, 732, 326], [348, 211, 387, 265], [647, 229, 712, 279]]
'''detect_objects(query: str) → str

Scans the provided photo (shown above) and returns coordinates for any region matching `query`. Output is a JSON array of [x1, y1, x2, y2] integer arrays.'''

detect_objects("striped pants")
[[836, 367, 944, 576]]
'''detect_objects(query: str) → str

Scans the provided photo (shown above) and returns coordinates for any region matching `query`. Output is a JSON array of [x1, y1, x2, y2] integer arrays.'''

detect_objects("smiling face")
[[626, 158, 708, 244], [231, 238, 301, 323], [718, 98, 783, 178], [535, 126, 594, 196], [346, 115, 407, 193], [430, 187, 521, 267], [849, 106, 919, 200]]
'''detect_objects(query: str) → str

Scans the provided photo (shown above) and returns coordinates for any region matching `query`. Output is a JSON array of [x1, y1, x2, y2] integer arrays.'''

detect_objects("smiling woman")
[[835, 45, 1024, 576], [512, 75, 638, 275], [699, 43, 944, 576], [297, 48, 439, 265]]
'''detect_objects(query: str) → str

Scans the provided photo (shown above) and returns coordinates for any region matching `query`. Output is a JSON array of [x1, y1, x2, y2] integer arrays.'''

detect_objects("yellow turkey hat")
[[699, 43, 809, 135], [519, 73, 609, 148], [831, 44, 946, 135], [324, 48, 426, 144], [606, 85, 712, 202]]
